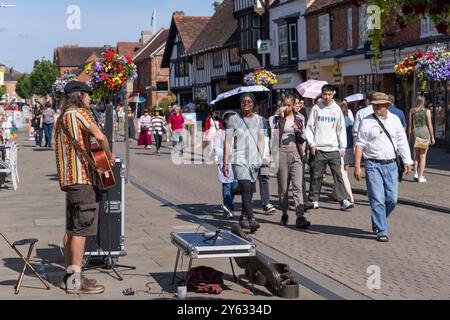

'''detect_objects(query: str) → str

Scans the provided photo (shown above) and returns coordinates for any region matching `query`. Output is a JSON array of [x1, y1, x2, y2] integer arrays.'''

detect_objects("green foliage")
[[16, 74, 33, 99], [29, 60, 59, 96], [150, 94, 176, 113], [0, 85, 6, 98], [212, 0, 223, 11]]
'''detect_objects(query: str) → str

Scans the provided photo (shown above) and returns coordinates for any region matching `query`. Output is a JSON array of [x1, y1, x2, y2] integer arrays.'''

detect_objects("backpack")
[[186, 266, 224, 295]]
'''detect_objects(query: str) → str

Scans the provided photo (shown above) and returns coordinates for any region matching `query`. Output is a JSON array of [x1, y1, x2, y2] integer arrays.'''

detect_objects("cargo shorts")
[[66, 184, 101, 237]]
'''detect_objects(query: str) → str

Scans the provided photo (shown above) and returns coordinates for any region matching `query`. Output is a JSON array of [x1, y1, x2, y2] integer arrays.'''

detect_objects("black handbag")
[[372, 114, 405, 182]]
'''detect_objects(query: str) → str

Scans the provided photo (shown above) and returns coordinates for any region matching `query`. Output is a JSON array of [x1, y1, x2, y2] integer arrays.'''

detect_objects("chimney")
[[141, 30, 152, 45], [173, 11, 185, 16], [63, 44, 79, 48]]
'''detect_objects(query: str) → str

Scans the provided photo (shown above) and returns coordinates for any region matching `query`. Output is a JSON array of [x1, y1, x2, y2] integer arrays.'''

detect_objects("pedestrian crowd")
[[206, 85, 437, 243]]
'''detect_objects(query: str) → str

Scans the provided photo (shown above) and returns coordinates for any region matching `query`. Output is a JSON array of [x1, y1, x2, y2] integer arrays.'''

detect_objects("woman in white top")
[[214, 111, 238, 219], [137, 109, 153, 150], [151, 108, 167, 156]]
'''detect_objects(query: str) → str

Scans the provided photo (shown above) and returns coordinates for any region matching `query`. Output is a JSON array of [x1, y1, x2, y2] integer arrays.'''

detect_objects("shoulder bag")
[[372, 114, 405, 182]]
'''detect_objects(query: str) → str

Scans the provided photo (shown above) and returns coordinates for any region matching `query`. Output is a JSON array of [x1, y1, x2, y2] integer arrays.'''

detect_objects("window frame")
[[318, 14, 331, 52], [279, 24, 289, 65], [421, 15, 438, 38], [347, 8, 353, 50], [358, 4, 367, 48], [289, 23, 298, 61], [196, 54, 205, 70], [213, 50, 223, 68], [229, 47, 240, 65]]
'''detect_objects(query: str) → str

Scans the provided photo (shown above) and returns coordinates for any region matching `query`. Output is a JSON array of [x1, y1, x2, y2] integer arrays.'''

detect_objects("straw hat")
[[370, 92, 390, 105]]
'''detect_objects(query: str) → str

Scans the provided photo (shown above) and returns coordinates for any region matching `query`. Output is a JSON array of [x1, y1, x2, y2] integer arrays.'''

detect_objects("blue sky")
[[0, 0, 216, 73]]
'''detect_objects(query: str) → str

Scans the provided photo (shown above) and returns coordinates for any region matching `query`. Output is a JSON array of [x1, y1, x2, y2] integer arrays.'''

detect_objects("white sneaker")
[[222, 206, 234, 219], [340, 200, 354, 210], [418, 176, 427, 183], [312, 202, 320, 209], [414, 172, 419, 181]]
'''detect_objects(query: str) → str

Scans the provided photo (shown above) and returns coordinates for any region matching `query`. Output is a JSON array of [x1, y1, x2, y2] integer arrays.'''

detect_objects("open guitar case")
[[230, 224, 299, 299]]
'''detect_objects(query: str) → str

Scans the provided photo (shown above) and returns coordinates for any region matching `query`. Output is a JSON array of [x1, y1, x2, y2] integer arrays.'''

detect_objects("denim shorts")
[[66, 185, 101, 237]]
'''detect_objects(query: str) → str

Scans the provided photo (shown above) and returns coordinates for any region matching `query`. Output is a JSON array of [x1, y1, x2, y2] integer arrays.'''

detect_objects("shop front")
[[298, 58, 344, 99], [271, 70, 302, 108]]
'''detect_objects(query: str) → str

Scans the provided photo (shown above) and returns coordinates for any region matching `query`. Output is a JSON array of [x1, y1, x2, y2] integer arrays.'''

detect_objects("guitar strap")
[[59, 121, 104, 174]]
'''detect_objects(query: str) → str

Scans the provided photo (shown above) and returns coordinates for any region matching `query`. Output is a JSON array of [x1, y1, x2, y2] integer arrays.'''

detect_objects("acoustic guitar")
[[90, 141, 116, 190]]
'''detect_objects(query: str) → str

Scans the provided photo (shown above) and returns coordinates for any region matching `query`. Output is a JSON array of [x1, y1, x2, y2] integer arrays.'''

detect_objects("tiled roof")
[[3, 68, 22, 82], [55, 46, 107, 67], [134, 29, 169, 63], [186, 0, 236, 55], [305, 0, 350, 15], [117, 42, 143, 58], [173, 14, 211, 50]]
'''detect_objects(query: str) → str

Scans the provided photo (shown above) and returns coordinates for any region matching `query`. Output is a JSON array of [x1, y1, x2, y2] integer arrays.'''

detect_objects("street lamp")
[[124, 80, 133, 184]]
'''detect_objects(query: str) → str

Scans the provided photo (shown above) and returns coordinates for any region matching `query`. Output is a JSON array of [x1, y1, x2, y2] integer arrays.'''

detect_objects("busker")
[[54, 81, 115, 294], [354, 92, 413, 242], [223, 93, 265, 232], [273, 95, 311, 228], [305, 85, 353, 211]]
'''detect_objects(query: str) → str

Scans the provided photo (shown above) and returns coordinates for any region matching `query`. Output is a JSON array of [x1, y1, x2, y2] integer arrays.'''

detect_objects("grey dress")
[[227, 114, 264, 183]]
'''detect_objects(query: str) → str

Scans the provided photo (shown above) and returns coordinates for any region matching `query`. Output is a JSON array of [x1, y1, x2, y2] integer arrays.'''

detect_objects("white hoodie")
[[305, 100, 347, 152]]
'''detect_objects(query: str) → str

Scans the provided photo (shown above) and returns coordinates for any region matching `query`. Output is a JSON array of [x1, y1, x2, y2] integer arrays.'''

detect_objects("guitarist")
[[54, 81, 116, 294]]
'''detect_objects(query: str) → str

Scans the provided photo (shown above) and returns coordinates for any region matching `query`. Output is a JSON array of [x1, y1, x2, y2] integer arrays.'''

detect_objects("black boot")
[[249, 218, 260, 232], [239, 216, 251, 230], [296, 217, 311, 229], [280, 214, 289, 226]]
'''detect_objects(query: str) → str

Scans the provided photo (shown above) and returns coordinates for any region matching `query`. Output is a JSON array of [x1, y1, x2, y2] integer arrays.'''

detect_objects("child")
[[214, 111, 238, 219], [1, 116, 13, 143]]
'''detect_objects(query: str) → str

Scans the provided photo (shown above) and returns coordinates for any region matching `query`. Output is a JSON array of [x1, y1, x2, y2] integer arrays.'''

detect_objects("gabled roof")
[[161, 12, 211, 68], [305, 0, 350, 15], [174, 15, 211, 51], [133, 29, 169, 63], [117, 42, 143, 58], [186, 0, 236, 56], [54, 46, 107, 67], [3, 68, 22, 82]]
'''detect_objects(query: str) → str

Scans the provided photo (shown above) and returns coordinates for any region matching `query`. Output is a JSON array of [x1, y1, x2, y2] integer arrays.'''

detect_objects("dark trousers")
[[258, 174, 270, 207], [43, 123, 54, 147], [309, 150, 348, 202], [239, 180, 256, 220], [223, 181, 239, 212], [35, 127, 43, 146], [154, 133, 162, 151]]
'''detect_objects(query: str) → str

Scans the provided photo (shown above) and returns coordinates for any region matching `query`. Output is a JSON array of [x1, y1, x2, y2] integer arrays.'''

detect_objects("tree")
[[212, 0, 223, 11], [0, 85, 6, 99], [29, 60, 59, 96], [16, 73, 33, 99]]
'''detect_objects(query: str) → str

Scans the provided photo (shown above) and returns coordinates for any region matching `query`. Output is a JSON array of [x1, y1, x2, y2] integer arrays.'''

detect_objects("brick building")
[[301, 0, 450, 142], [133, 28, 171, 108]]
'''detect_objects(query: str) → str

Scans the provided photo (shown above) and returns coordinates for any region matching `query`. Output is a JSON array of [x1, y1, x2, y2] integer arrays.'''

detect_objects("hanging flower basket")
[[416, 45, 450, 83], [52, 73, 77, 98], [244, 69, 278, 88], [394, 50, 425, 90], [84, 49, 138, 101]]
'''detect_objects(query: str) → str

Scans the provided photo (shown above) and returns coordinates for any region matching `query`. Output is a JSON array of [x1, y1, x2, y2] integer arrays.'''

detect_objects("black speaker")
[[84, 159, 126, 259]]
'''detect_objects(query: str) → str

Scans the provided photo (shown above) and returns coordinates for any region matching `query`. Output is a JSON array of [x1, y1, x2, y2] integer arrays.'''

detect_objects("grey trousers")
[[277, 151, 304, 217], [309, 150, 347, 202]]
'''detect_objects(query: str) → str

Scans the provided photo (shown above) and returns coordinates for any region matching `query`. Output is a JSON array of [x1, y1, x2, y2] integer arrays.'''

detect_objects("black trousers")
[[154, 133, 162, 151], [239, 180, 256, 220]]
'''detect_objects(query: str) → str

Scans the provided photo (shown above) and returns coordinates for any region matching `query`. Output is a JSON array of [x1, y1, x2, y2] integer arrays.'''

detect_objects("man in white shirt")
[[352, 92, 375, 142], [355, 92, 413, 243], [305, 85, 353, 211]]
